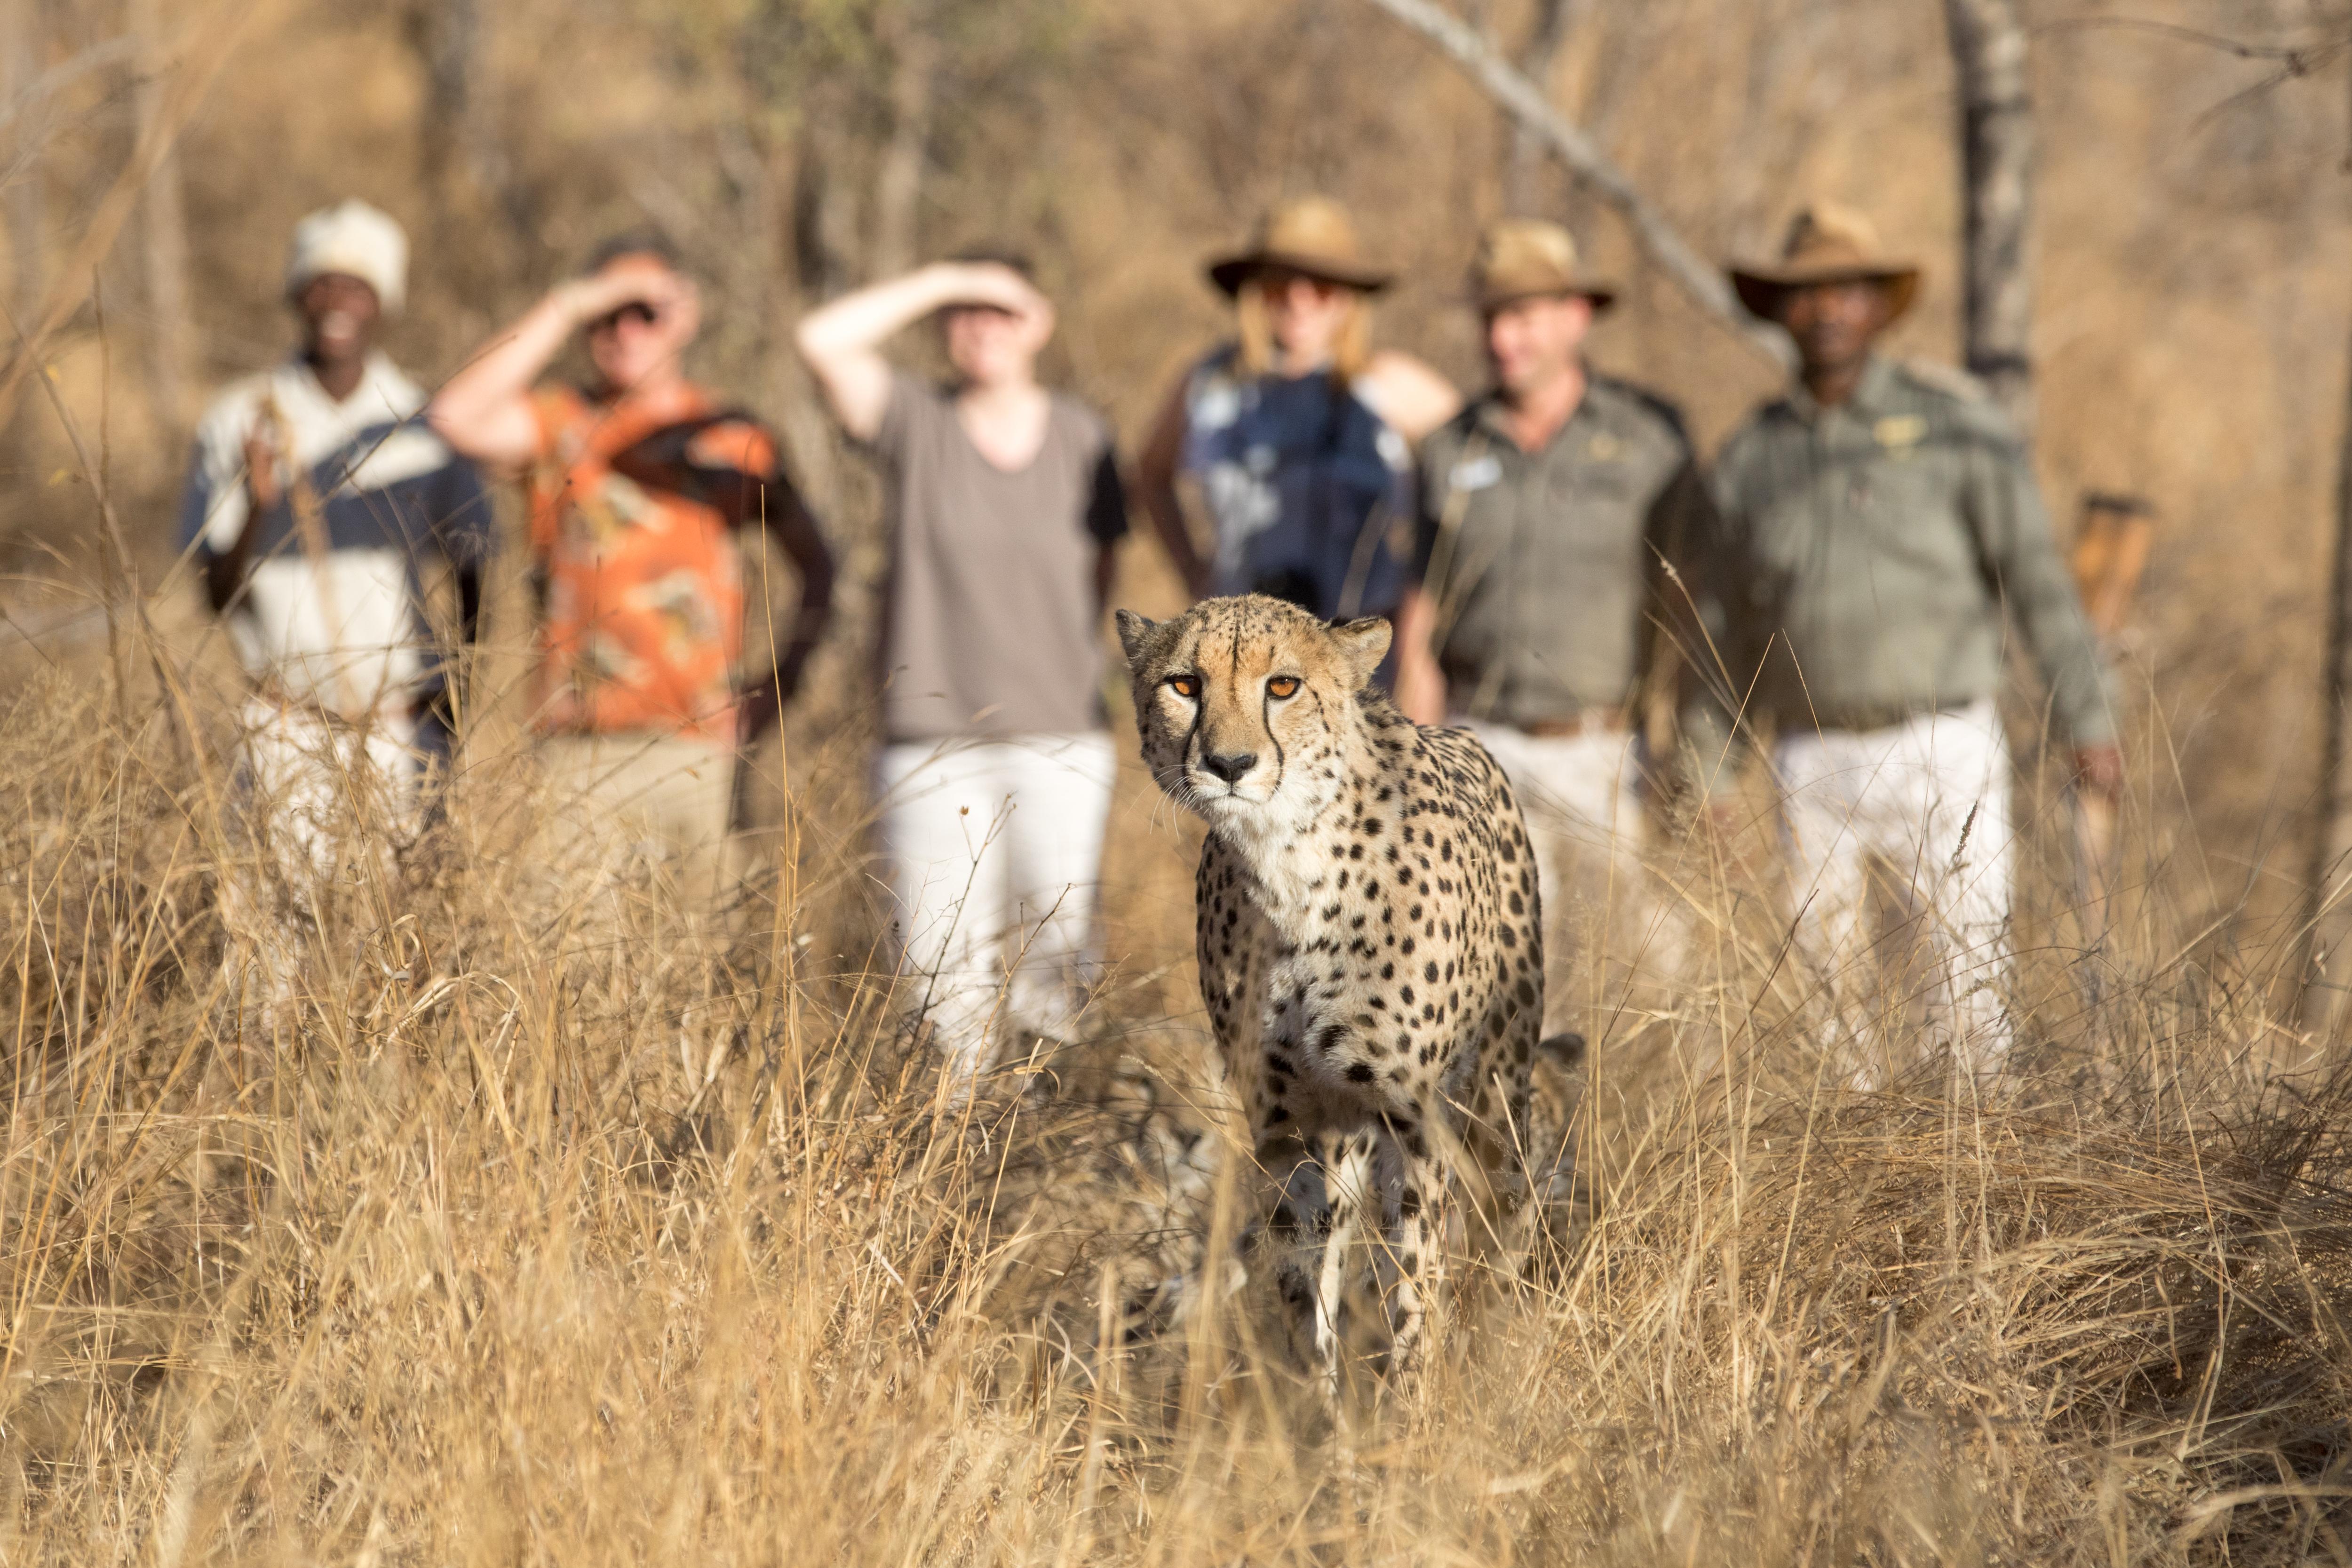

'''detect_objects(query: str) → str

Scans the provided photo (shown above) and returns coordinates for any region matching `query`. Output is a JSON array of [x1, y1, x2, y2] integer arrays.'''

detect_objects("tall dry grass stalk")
[[2, 624, 2350, 1566]]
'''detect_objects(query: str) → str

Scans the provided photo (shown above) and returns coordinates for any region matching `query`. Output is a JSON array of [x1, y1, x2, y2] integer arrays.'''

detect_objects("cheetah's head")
[[1115, 594, 1391, 834]]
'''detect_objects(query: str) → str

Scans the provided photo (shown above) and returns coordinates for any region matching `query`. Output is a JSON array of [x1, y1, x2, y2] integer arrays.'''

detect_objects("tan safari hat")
[[1729, 200, 1920, 321], [1470, 218, 1618, 313], [1207, 195, 1392, 297]]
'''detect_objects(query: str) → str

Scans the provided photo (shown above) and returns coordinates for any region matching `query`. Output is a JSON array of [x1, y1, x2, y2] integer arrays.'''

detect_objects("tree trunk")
[[2, 0, 44, 464], [871, 0, 936, 280], [1942, 0, 2035, 435], [2, 0, 42, 323], [792, 96, 860, 301], [129, 0, 192, 435], [2297, 63, 2352, 1038]]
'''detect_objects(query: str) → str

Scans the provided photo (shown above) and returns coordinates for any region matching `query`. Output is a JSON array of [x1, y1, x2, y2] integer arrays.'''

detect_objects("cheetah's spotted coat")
[[1118, 595, 1553, 1380]]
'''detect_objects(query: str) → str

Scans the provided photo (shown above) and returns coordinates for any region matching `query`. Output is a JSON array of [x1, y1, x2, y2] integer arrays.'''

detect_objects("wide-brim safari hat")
[[1207, 196, 1392, 297], [1729, 200, 1920, 321], [1471, 218, 1617, 313]]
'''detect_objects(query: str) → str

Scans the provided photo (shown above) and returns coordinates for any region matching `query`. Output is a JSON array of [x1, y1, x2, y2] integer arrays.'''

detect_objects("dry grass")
[[1, 1, 2346, 1559], [1, 648, 2348, 1568]]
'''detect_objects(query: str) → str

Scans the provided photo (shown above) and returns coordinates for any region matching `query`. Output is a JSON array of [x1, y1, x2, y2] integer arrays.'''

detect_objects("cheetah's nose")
[[1200, 751, 1259, 785]]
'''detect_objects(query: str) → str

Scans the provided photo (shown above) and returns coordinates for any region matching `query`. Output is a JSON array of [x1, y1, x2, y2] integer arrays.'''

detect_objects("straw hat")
[[1729, 200, 1920, 321], [1207, 196, 1392, 297], [1470, 218, 1618, 313]]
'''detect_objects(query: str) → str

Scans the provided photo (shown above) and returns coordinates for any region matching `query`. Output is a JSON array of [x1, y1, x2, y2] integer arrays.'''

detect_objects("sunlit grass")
[[2, 651, 2349, 1567]]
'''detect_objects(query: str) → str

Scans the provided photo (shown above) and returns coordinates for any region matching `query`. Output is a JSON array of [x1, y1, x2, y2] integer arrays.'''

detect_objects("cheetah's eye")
[[1266, 676, 1302, 700], [1167, 674, 1200, 700]]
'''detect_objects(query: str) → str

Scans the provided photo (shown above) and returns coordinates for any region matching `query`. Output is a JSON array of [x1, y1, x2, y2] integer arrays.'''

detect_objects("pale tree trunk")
[[2298, 69, 2352, 1037], [870, 0, 935, 281], [1942, 0, 2036, 435], [128, 0, 191, 436], [1502, 0, 1570, 214], [1945, 0, 2137, 985], [419, 0, 494, 194]]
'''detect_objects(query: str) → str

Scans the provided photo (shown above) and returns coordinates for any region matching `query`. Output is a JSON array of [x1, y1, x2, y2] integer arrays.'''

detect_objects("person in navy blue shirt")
[[1136, 196, 1457, 668], [181, 201, 490, 1003]]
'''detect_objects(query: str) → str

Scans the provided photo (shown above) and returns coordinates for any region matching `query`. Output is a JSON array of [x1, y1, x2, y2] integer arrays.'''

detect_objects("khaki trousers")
[[1461, 718, 1647, 1034], [539, 732, 741, 911]]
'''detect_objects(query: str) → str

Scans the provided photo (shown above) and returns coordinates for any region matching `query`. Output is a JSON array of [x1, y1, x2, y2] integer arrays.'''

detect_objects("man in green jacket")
[[1393, 219, 1720, 1025], [1710, 201, 2121, 1079]]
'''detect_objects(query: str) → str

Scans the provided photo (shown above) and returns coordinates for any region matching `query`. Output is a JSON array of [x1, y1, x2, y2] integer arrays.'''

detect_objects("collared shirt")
[[1709, 355, 2114, 743], [179, 352, 491, 716], [528, 382, 815, 743], [1413, 375, 1716, 729]]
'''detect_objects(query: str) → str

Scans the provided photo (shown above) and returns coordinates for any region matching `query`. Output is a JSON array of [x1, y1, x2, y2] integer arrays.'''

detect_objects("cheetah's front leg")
[[1379, 1119, 1455, 1388], [1315, 1131, 1376, 1401]]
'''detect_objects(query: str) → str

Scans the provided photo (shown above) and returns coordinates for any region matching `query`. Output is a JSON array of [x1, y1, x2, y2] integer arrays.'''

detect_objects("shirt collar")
[[1781, 353, 1897, 426], [1468, 368, 1597, 451], [277, 350, 423, 422]]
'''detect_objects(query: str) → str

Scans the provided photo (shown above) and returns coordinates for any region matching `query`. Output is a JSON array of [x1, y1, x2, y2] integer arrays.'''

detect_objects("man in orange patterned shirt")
[[431, 234, 834, 904]]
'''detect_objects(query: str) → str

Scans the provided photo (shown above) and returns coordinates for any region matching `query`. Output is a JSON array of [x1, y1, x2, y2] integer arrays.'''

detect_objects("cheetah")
[[1117, 594, 1565, 1385]]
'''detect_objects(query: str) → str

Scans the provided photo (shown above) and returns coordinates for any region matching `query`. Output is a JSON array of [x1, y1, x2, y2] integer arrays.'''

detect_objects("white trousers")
[[875, 733, 1117, 1086], [1462, 720, 1643, 1027], [233, 698, 418, 889], [1774, 699, 2012, 1074], [225, 698, 418, 1011]]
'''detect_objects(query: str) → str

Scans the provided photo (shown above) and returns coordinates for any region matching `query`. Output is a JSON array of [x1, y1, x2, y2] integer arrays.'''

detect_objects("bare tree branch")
[[1502, 0, 1570, 213], [0, 0, 253, 430], [0, 35, 142, 136], [1360, 0, 1789, 367]]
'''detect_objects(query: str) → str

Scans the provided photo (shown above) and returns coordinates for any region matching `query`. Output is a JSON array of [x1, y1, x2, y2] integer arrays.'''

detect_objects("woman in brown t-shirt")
[[796, 255, 1126, 1090]]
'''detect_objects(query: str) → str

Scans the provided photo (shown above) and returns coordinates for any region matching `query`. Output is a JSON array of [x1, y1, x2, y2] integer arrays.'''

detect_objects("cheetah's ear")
[[1114, 608, 1159, 672], [1329, 616, 1393, 692]]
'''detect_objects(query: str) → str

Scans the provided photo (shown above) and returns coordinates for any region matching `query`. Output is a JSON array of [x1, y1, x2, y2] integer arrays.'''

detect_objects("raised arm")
[[1359, 349, 1462, 445], [1135, 371, 1209, 598], [1390, 585, 1448, 726], [429, 267, 686, 471], [793, 262, 1043, 444]]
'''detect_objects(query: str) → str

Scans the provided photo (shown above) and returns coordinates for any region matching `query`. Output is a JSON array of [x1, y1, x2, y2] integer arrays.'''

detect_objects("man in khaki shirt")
[[1394, 221, 1719, 1020], [1710, 201, 2121, 1079]]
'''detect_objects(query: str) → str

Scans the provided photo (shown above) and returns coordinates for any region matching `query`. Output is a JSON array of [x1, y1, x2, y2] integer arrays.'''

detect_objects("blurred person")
[[427, 233, 835, 908], [794, 254, 1126, 1089], [182, 199, 491, 997], [1388, 219, 1719, 1028], [1136, 196, 1457, 646], [1711, 201, 2122, 1078]]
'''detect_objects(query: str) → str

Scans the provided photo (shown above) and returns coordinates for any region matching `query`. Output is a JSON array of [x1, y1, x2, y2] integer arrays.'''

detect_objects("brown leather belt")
[[1518, 707, 1629, 739]]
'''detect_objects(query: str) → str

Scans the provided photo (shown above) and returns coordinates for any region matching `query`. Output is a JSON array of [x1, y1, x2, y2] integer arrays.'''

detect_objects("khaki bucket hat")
[[1729, 200, 1920, 320], [1207, 195, 1392, 297], [1471, 218, 1618, 313]]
